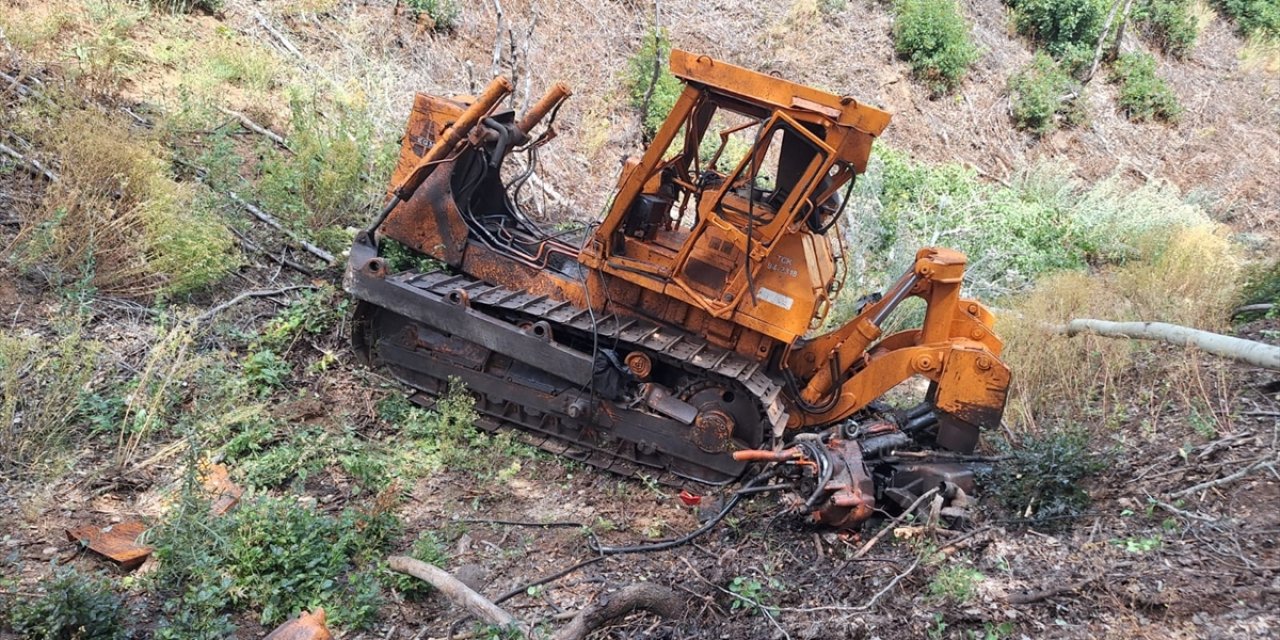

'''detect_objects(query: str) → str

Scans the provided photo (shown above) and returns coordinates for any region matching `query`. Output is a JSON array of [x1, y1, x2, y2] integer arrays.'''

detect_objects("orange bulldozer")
[[345, 50, 1010, 529]]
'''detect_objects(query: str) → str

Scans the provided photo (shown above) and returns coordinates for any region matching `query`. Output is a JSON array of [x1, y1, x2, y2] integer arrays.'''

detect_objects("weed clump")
[[254, 91, 390, 245], [0, 329, 100, 474], [12, 109, 237, 299], [8, 566, 129, 640], [1110, 51, 1181, 122], [1009, 52, 1087, 135], [146, 0, 224, 13], [891, 0, 980, 94], [625, 26, 682, 140], [152, 489, 397, 632]]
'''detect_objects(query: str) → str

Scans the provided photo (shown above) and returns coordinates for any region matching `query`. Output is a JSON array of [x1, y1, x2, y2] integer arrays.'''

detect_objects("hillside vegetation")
[[1, 0, 1278, 638]]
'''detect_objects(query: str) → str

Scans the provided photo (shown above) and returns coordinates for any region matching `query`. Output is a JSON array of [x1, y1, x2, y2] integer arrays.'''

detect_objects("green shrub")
[[892, 0, 980, 93], [1216, 0, 1280, 38], [405, 0, 461, 31], [992, 429, 1106, 528], [254, 90, 391, 242], [1111, 51, 1181, 122], [151, 489, 397, 631], [625, 26, 683, 139], [9, 567, 128, 640], [1009, 52, 1087, 135], [387, 531, 451, 598], [1240, 259, 1280, 306], [1134, 0, 1200, 56], [838, 149, 1215, 305], [258, 286, 348, 352], [1010, 0, 1109, 70], [13, 109, 237, 299]]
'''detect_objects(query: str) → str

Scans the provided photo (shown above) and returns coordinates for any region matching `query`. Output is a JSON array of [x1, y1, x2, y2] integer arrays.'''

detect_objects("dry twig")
[[853, 487, 940, 558], [227, 192, 336, 265], [216, 106, 290, 151], [193, 285, 316, 324]]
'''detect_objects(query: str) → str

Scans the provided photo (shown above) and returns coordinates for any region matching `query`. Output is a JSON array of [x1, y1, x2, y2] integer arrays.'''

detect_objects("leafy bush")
[[1215, 0, 1280, 38], [152, 490, 397, 631], [406, 0, 461, 31], [993, 429, 1106, 528], [928, 564, 986, 603], [258, 286, 348, 352], [1009, 52, 1087, 135], [837, 149, 1219, 312], [1134, 0, 1200, 56], [1240, 259, 1280, 306], [892, 0, 980, 93], [625, 26, 682, 139], [1009, 0, 1109, 70], [9, 566, 129, 640], [1110, 51, 1181, 122], [254, 90, 391, 241], [387, 531, 451, 598]]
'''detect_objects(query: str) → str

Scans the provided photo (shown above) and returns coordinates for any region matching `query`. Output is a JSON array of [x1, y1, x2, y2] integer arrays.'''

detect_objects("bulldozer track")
[[356, 267, 791, 487]]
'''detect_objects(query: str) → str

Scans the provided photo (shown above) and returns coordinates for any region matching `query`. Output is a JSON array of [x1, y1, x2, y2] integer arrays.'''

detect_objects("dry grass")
[[999, 225, 1243, 435], [0, 328, 99, 475], [8, 108, 237, 298]]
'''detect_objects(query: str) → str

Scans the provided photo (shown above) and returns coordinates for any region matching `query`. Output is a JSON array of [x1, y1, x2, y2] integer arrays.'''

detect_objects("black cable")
[[589, 468, 775, 555]]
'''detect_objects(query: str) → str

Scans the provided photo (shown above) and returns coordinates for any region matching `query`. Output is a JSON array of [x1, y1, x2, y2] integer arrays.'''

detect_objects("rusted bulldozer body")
[[346, 51, 1010, 528]]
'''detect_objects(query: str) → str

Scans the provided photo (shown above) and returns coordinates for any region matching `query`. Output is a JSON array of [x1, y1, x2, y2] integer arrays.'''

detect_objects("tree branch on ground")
[[194, 286, 317, 325], [1051, 319, 1280, 371], [227, 192, 336, 265], [216, 106, 290, 151]]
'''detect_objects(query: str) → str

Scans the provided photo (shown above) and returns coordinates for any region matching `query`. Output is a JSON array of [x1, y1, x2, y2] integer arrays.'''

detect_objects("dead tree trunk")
[[1055, 319, 1280, 370]]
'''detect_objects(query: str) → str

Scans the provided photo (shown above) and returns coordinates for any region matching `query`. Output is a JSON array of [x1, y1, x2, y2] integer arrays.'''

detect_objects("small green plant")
[[1111, 51, 1181, 122], [928, 564, 986, 603], [9, 566, 129, 640], [258, 286, 348, 352], [625, 26, 683, 139], [1215, 0, 1280, 38], [993, 429, 1106, 528], [1009, 0, 1109, 71], [892, 0, 980, 93], [1009, 52, 1087, 135], [1112, 534, 1163, 553], [1134, 0, 1200, 56], [727, 575, 780, 616], [381, 238, 444, 273], [253, 89, 393, 244], [405, 0, 461, 32], [242, 349, 291, 394]]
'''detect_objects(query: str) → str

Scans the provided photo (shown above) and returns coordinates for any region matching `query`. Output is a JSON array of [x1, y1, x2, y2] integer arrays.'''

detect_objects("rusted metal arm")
[[364, 76, 513, 237]]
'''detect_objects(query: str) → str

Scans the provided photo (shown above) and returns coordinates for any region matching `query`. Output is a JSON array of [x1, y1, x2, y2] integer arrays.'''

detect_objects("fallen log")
[[1052, 319, 1280, 371], [553, 583, 681, 640], [386, 556, 524, 634]]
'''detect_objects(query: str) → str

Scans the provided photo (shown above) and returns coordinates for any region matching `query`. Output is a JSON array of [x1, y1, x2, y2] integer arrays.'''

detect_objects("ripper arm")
[[787, 248, 1010, 450]]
